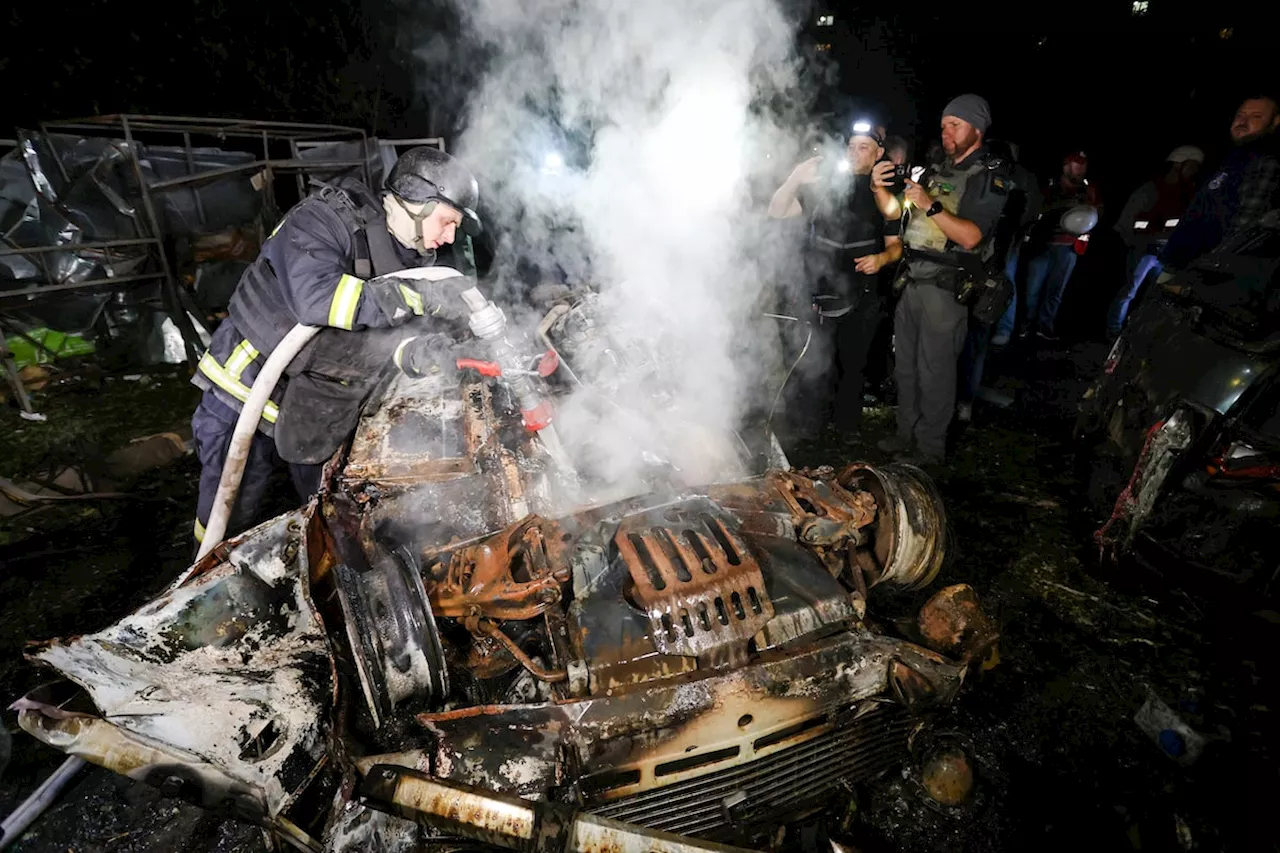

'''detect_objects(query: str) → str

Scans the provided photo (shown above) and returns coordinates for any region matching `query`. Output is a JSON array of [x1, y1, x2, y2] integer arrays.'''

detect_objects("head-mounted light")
[[850, 120, 885, 146]]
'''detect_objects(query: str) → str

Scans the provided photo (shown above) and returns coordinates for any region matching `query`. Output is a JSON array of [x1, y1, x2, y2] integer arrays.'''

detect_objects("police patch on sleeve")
[[989, 175, 1009, 195]]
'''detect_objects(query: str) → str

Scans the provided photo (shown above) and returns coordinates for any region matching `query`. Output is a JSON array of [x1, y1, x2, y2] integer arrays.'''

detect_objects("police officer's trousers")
[[192, 391, 322, 547], [893, 281, 968, 459]]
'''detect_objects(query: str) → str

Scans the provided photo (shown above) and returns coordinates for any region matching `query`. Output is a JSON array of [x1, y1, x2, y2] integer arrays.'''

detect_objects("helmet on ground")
[[385, 147, 481, 236]]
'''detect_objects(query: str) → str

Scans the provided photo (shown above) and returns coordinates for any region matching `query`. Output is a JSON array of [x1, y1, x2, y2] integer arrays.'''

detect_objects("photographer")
[[768, 122, 903, 441], [877, 94, 1010, 465]]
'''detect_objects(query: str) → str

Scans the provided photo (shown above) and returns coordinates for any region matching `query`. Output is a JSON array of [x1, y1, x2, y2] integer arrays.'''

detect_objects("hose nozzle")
[[460, 286, 506, 340]]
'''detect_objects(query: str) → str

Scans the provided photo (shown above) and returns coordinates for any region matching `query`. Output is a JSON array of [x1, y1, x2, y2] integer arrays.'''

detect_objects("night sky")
[[2, 0, 1267, 204]]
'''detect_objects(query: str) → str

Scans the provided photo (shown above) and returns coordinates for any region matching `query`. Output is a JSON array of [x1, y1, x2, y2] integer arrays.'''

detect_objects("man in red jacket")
[[1021, 151, 1101, 340]]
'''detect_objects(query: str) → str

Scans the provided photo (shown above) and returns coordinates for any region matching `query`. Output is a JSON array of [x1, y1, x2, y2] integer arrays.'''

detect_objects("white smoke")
[[433, 0, 814, 498]]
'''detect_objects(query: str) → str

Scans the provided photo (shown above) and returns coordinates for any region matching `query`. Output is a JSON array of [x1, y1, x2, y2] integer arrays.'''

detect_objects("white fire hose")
[[192, 268, 475, 569], [194, 323, 321, 564], [763, 311, 813, 430]]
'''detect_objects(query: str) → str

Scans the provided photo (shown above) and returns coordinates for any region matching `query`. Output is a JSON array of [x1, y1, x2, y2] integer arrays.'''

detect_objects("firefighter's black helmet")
[[386, 147, 481, 236]]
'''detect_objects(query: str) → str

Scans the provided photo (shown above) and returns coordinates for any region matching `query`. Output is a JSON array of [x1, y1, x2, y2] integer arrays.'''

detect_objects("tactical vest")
[[805, 174, 886, 315], [903, 152, 1003, 279], [271, 183, 448, 465], [809, 174, 886, 264]]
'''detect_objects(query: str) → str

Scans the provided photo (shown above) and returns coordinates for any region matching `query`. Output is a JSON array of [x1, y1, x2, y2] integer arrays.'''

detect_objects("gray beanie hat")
[[943, 94, 992, 133]]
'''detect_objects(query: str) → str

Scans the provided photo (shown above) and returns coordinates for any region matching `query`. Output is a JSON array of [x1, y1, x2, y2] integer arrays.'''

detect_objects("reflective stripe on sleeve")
[[224, 339, 260, 381], [197, 351, 281, 423], [328, 274, 366, 330], [398, 284, 425, 315], [194, 518, 206, 543]]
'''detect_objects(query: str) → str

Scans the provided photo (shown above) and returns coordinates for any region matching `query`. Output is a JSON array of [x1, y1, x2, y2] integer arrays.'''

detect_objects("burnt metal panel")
[[589, 702, 911, 838], [615, 498, 774, 660]]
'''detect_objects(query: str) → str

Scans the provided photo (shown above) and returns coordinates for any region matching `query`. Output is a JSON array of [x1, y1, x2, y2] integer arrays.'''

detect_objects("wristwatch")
[[926, 200, 944, 217]]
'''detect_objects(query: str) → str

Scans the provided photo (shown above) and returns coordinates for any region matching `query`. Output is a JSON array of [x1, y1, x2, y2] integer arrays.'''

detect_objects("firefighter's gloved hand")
[[393, 333, 464, 380], [365, 270, 475, 326]]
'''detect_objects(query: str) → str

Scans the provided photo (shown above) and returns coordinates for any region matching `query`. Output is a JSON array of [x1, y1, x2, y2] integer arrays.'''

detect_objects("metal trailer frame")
[[291, 135, 446, 199], [2, 115, 371, 370], [0, 138, 34, 411]]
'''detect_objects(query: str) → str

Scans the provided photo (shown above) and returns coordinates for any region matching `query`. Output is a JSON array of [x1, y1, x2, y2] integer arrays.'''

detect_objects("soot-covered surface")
[[1, 344, 1276, 852]]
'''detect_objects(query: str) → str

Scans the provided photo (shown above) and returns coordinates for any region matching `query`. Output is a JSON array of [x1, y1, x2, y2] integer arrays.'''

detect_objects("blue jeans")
[[1023, 244, 1078, 335], [1107, 251, 1162, 337]]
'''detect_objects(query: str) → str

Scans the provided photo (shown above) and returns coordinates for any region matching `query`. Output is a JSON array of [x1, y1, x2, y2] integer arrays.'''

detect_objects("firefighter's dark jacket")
[[192, 178, 467, 465]]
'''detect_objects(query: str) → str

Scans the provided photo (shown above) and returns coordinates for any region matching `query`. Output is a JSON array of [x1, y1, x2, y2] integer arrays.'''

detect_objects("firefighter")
[[191, 147, 482, 547]]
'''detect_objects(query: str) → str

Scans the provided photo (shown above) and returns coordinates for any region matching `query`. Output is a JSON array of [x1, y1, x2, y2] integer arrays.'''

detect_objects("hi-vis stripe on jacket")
[[192, 180, 427, 433]]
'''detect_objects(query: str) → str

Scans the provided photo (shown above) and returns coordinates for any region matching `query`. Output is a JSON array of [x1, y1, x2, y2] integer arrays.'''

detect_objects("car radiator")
[[587, 702, 913, 839]]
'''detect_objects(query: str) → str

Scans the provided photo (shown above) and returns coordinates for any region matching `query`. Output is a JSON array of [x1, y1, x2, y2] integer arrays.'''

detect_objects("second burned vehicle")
[[1078, 217, 1280, 595], [14, 282, 995, 852]]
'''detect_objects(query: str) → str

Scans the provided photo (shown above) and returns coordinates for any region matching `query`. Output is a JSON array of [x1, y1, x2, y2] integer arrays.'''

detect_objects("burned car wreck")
[[13, 285, 989, 852]]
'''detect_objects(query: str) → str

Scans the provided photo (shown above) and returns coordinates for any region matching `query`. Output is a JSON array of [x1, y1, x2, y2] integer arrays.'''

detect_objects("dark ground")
[[1, 335, 1277, 852]]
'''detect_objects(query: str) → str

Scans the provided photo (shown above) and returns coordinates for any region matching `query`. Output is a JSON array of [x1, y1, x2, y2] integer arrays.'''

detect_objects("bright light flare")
[[541, 151, 565, 174]]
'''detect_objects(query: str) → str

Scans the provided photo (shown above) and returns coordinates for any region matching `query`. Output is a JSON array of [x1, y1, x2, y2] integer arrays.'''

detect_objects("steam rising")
[[435, 0, 813, 498]]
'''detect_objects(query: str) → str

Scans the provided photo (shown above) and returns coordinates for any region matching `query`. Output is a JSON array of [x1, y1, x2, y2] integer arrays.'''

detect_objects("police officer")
[[768, 122, 902, 441], [191, 147, 482, 546], [878, 94, 1010, 464]]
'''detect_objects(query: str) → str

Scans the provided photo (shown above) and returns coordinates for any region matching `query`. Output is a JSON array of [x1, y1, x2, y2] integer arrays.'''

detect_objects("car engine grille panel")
[[589, 702, 912, 838]]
